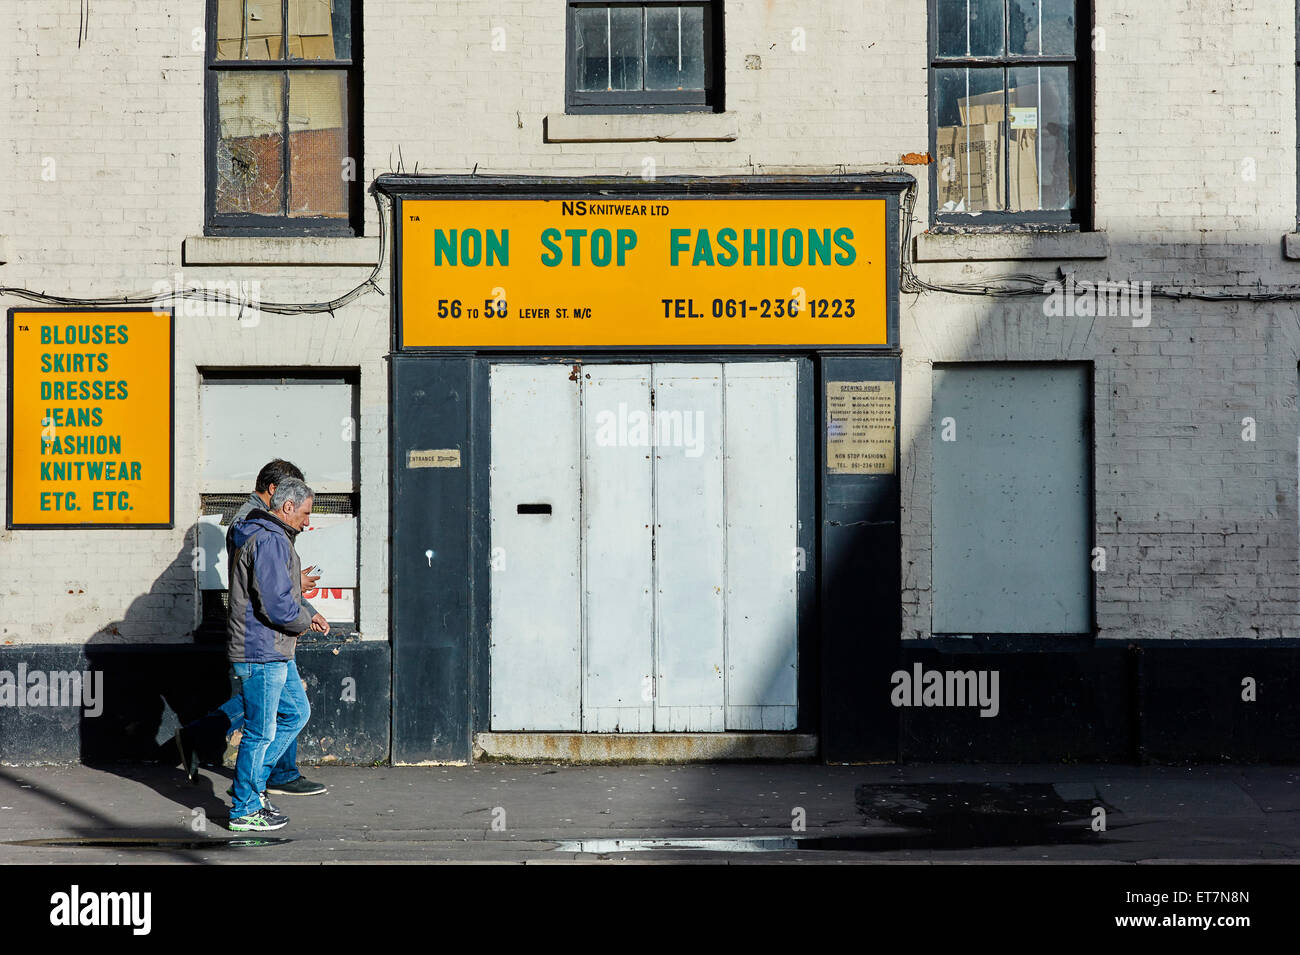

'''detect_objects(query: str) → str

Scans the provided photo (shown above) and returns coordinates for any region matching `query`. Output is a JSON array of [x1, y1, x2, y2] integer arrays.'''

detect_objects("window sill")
[[543, 112, 739, 143], [914, 230, 1109, 262], [183, 236, 380, 267], [1282, 233, 1300, 260]]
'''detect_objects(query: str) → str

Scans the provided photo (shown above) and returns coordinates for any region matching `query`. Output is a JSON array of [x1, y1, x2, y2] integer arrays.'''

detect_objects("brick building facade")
[[2, 0, 1298, 763]]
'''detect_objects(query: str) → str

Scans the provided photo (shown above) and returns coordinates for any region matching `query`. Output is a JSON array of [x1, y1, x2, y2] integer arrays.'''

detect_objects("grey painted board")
[[200, 381, 357, 491], [931, 363, 1092, 634]]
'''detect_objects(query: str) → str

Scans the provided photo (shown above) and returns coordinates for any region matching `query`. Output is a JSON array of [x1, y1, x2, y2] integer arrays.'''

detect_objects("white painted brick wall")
[[1, 1, 1297, 646]]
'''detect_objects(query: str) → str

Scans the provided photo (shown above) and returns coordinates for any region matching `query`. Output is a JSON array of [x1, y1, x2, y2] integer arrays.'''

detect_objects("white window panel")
[[198, 513, 357, 589], [200, 380, 356, 493]]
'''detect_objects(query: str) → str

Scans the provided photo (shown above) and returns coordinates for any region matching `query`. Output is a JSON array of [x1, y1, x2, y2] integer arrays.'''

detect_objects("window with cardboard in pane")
[[207, 0, 358, 234], [931, 0, 1082, 225]]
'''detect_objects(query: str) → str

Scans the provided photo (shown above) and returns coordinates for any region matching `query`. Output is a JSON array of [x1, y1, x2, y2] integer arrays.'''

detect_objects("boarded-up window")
[[931, 363, 1091, 634], [197, 373, 360, 629]]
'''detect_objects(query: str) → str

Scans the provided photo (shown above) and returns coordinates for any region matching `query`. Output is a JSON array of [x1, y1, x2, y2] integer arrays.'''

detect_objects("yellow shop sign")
[[398, 197, 888, 347]]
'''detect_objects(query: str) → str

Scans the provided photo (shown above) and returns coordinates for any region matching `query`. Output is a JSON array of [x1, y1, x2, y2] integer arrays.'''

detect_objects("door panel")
[[651, 364, 726, 731], [723, 362, 799, 730], [582, 365, 655, 732], [488, 364, 582, 730]]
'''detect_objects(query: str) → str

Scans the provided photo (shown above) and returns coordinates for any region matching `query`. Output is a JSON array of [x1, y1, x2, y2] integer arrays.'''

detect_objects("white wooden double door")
[[489, 361, 800, 732]]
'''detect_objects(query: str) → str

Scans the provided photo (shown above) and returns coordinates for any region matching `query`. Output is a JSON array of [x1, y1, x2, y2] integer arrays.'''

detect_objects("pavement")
[[0, 760, 1296, 864]]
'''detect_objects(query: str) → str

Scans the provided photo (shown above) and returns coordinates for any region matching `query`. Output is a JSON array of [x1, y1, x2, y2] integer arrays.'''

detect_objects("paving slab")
[[0, 762, 1296, 864]]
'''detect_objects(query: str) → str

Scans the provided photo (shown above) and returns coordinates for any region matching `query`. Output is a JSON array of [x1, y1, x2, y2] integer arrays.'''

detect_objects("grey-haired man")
[[175, 459, 327, 797], [226, 478, 326, 831]]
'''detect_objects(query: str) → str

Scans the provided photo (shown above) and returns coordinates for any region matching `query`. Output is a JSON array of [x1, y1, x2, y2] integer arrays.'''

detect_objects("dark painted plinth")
[[0, 641, 389, 765], [889, 641, 1300, 764], [1137, 644, 1300, 763], [895, 646, 1135, 763]]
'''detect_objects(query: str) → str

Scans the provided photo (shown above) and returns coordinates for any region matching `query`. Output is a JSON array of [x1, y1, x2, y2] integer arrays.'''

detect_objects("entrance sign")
[[7, 308, 173, 528], [399, 197, 888, 347]]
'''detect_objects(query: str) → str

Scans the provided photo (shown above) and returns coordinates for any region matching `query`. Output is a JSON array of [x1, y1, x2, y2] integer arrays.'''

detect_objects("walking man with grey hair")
[[225, 477, 328, 831], [175, 458, 327, 797]]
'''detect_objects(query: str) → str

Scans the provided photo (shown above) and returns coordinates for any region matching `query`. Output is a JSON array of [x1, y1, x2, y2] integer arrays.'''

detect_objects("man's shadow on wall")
[[79, 523, 234, 823]]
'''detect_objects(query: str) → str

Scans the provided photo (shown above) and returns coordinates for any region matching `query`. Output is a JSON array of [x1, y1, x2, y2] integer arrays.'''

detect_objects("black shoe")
[[174, 728, 199, 783], [265, 776, 328, 796], [228, 807, 288, 831]]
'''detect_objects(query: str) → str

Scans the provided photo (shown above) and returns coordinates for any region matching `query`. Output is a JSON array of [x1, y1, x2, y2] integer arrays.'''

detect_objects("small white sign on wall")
[[1010, 107, 1038, 129]]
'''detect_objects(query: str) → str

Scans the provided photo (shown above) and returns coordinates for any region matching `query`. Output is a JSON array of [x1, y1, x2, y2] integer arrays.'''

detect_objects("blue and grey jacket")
[[226, 508, 317, 663], [228, 493, 314, 616]]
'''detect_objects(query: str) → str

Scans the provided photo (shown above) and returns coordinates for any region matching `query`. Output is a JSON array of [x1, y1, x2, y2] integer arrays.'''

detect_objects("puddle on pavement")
[[6, 837, 291, 850], [558, 836, 803, 853], [853, 781, 1120, 848], [556, 782, 1120, 854]]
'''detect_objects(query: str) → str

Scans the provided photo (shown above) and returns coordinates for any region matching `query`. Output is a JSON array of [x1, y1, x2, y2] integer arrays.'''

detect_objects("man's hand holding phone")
[[301, 564, 321, 591]]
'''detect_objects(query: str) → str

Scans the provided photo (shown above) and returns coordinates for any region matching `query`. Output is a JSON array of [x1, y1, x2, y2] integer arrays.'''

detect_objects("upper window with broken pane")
[[207, 0, 359, 235]]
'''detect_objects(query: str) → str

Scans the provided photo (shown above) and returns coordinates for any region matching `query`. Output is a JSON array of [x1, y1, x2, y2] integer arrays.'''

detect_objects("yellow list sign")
[[8, 309, 173, 528], [399, 197, 888, 347]]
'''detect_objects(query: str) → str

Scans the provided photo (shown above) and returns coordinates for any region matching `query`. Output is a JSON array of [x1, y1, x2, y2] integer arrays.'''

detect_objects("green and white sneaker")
[[228, 807, 289, 831]]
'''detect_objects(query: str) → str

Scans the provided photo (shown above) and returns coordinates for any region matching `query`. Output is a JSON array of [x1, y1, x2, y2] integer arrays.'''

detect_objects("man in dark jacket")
[[226, 477, 327, 831], [175, 459, 326, 797]]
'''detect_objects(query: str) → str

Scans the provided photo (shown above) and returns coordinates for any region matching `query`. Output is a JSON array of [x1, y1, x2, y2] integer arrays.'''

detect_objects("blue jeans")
[[183, 672, 300, 783], [230, 659, 310, 818], [216, 672, 299, 784]]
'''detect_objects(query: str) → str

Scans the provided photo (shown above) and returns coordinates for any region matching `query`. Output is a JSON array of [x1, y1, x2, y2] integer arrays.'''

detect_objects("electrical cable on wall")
[[7, 178, 1300, 314], [0, 189, 392, 316], [899, 177, 1300, 304]]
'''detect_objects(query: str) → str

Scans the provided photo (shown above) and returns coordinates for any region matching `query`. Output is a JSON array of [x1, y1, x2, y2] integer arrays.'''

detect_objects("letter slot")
[[517, 503, 552, 515]]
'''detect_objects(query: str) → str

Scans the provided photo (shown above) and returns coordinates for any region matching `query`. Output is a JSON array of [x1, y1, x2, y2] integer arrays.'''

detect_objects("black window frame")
[[927, 0, 1092, 230], [565, 1, 724, 114], [204, 0, 363, 237]]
